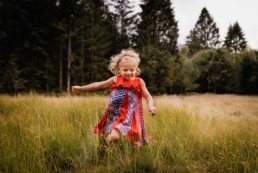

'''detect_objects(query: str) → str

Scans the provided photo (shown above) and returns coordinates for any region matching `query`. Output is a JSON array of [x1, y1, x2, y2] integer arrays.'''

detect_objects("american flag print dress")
[[93, 76, 148, 144]]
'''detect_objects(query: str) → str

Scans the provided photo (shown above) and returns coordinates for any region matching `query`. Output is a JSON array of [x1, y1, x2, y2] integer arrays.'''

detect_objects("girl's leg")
[[105, 129, 121, 144], [134, 141, 142, 150]]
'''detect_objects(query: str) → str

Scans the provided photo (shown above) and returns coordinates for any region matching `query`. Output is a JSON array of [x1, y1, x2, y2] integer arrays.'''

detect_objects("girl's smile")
[[118, 57, 137, 80]]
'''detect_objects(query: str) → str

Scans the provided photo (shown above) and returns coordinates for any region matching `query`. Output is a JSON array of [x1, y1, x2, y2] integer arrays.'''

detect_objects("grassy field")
[[0, 94, 257, 173]]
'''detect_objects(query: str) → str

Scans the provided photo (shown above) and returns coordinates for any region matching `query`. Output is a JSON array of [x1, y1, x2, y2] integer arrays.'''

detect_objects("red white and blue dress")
[[93, 76, 148, 144]]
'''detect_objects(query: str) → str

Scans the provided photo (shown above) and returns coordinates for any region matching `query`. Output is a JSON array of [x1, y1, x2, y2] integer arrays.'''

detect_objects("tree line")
[[1, 0, 257, 95]]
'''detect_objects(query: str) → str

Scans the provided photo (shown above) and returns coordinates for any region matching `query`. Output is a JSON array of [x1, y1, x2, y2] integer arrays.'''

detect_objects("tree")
[[105, 0, 137, 50], [0, 0, 60, 93], [186, 7, 220, 56], [136, 0, 179, 55], [238, 50, 258, 94], [178, 47, 199, 92], [0, 57, 25, 94], [139, 46, 176, 94], [0, 0, 120, 94], [185, 30, 202, 57], [223, 22, 247, 54], [55, 0, 89, 92], [191, 49, 238, 93], [71, 0, 118, 86]]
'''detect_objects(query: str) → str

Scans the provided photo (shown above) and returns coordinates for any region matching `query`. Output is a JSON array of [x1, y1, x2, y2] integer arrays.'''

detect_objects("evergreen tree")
[[105, 0, 137, 50], [186, 7, 220, 56], [223, 22, 247, 54], [71, 0, 118, 86], [136, 0, 179, 55], [55, 0, 89, 92], [0, 0, 119, 94], [0, 57, 25, 94], [185, 30, 202, 57], [0, 0, 59, 93]]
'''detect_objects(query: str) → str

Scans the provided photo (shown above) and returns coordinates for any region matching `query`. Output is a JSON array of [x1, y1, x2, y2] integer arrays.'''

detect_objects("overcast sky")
[[133, 0, 258, 49]]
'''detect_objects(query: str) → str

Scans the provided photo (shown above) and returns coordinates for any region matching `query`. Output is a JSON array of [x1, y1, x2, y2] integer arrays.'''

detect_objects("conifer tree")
[[0, 0, 60, 93], [223, 22, 247, 54], [136, 0, 179, 55], [186, 7, 220, 56], [71, 0, 117, 84], [105, 0, 137, 50], [185, 30, 202, 57]]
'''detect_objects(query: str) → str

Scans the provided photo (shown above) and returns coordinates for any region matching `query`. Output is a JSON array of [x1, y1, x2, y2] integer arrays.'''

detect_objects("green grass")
[[0, 94, 257, 172]]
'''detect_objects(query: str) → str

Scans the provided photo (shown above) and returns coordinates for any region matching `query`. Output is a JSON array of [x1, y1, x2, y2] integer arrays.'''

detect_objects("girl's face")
[[118, 57, 137, 80]]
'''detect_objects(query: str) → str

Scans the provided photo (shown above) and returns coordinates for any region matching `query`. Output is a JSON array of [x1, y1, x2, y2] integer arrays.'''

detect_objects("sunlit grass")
[[0, 94, 257, 172]]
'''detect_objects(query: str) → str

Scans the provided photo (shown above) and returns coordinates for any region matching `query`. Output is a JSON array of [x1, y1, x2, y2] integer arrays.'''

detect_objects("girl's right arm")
[[72, 76, 116, 94], [140, 78, 157, 115]]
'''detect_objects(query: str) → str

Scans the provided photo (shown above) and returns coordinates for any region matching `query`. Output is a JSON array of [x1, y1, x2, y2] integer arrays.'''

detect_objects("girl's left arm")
[[140, 78, 157, 115]]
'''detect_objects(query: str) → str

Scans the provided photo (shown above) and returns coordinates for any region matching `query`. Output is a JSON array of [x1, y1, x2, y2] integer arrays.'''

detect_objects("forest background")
[[1, 0, 258, 95]]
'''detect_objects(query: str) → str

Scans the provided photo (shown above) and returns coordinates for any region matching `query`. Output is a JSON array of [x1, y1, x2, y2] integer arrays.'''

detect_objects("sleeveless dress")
[[93, 75, 148, 145]]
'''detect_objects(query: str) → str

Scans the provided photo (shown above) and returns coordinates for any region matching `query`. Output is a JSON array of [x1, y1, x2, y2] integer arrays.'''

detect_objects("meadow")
[[0, 94, 257, 173]]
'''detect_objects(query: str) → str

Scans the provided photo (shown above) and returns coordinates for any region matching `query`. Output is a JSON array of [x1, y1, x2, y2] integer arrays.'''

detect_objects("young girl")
[[72, 49, 156, 147]]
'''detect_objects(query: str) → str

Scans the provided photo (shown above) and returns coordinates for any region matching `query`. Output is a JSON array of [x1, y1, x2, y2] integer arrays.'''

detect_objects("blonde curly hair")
[[108, 49, 141, 76]]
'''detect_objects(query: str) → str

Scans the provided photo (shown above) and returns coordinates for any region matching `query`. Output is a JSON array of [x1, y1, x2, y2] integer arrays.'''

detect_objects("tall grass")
[[0, 94, 257, 172]]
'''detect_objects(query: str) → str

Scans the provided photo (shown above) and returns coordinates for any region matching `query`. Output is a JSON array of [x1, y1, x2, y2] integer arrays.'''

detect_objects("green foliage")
[[185, 30, 202, 57], [1, 1, 257, 95], [72, 0, 116, 85], [1, 0, 62, 92], [180, 53, 200, 91], [223, 22, 247, 54], [139, 46, 175, 94], [191, 49, 239, 93], [238, 50, 258, 94], [0, 57, 25, 94]]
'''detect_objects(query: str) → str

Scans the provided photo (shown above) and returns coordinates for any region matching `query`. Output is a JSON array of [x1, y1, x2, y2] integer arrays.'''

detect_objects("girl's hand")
[[148, 106, 157, 116], [72, 86, 81, 94]]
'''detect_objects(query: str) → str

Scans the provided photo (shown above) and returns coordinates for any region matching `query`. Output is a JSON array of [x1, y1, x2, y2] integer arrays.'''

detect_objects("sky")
[[132, 0, 258, 49]]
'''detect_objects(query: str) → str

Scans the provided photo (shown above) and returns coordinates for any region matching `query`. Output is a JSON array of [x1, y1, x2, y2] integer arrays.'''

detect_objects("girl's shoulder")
[[135, 77, 144, 85], [108, 76, 119, 87], [111, 76, 118, 84], [136, 77, 143, 81]]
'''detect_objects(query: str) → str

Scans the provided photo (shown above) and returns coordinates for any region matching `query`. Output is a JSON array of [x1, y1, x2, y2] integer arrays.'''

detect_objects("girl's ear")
[[136, 67, 141, 76]]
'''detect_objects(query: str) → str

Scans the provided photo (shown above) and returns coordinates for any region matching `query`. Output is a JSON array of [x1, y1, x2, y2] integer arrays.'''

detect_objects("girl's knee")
[[106, 130, 121, 143], [134, 141, 142, 147], [111, 130, 121, 140]]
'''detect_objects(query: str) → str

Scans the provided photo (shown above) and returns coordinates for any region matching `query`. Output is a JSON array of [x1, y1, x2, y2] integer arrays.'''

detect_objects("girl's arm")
[[72, 76, 116, 93], [140, 78, 157, 115]]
